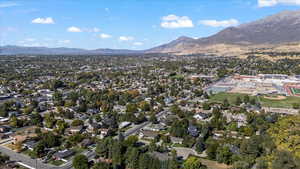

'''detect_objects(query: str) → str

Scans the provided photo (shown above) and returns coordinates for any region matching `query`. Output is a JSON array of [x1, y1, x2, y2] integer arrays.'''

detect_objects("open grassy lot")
[[209, 92, 300, 108], [209, 92, 255, 104]]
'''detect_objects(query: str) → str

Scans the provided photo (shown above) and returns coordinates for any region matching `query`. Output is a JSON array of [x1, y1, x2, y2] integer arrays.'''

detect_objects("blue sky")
[[1, 0, 300, 50]]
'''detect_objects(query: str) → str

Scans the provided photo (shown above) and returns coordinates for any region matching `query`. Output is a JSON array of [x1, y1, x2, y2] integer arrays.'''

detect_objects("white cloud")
[[133, 42, 143, 46], [84, 27, 100, 32], [99, 33, 112, 39], [67, 26, 82, 32], [25, 38, 36, 42], [92, 28, 100, 32], [258, 0, 300, 7], [58, 40, 71, 44], [0, 2, 19, 8], [199, 19, 239, 27], [32, 17, 55, 24], [119, 36, 134, 41], [161, 14, 194, 29]]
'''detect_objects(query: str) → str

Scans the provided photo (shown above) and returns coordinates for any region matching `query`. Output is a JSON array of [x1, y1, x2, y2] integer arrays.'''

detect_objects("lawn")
[[49, 160, 65, 166], [208, 92, 254, 105], [209, 92, 300, 108], [259, 96, 300, 108]]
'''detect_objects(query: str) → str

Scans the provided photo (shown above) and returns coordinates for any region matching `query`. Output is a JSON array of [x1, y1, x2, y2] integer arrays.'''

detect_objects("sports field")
[[209, 92, 300, 108], [291, 87, 300, 95]]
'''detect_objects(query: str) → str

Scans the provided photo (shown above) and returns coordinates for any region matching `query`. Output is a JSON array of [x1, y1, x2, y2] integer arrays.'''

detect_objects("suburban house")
[[68, 125, 84, 134], [139, 130, 159, 140], [193, 113, 209, 121], [170, 136, 183, 144], [188, 125, 199, 137], [53, 150, 75, 162], [23, 140, 38, 151]]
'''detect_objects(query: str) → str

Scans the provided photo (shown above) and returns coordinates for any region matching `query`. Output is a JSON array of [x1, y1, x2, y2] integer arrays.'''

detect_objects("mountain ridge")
[[3, 10, 300, 56]]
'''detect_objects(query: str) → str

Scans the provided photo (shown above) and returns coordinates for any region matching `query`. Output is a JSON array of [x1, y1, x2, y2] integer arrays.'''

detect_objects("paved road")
[[0, 146, 59, 169]]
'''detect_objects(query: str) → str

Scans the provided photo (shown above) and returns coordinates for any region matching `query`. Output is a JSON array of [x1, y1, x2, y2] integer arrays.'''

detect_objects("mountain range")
[[2, 10, 300, 56]]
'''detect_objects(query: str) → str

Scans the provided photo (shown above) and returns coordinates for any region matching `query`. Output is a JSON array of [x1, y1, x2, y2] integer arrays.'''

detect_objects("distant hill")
[[3, 10, 300, 56], [0, 45, 142, 55], [148, 10, 300, 55]]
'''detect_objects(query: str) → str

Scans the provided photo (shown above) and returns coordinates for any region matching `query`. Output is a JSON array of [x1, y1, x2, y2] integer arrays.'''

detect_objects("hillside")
[[148, 10, 300, 56]]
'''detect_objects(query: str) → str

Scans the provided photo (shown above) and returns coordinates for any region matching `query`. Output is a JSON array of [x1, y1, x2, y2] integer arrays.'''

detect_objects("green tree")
[[126, 147, 139, 169], [73, 154, 89, 169], [71, 120, 84, 126], [126, 103, 138, 113], [9, 116, 20, 127], [231, 161, 250, 169], [183, 157, 207, 169], [124, 135, 138, 147], [206, 142, 219, 160], [222, 98, 230, 109], [235, 96, 242, 105], [271, 151, 299, 169], [0, 153, 9, 165], [33, 142, 45, 158], [243, 95, 250, 103], [149, 113, 158, 124], [139, 101, 151, 111], [92, 162, 110, 169], [216, 146, 233, 164]]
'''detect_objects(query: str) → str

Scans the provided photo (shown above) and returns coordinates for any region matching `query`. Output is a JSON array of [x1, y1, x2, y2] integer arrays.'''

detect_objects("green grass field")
[[209, 92, 300, 108], [259, 96, 300, 108], [291, 87, 300, 95], [209, 92, 255, 104]]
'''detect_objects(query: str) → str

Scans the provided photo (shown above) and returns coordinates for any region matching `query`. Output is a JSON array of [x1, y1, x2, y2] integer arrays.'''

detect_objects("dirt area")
[[200, 158, 231, 169], [263, 95, 287, 100]]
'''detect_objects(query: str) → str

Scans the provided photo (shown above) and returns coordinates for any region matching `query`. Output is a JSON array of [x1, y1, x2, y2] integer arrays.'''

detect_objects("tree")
[[235, 96, 242, 105], [112, 141, 122, 169], [271, 151, 299, 169], [126, 147, 139, 169], [231, 161, 251, 169], [222, 99, 230, 109], [52, 80, 64, 90], [9, 116, 20, 127], [255, 158, 268, 169], [139, 101, 151, 111], [71, 120, 84, 126], [44, 113, 56, 128], [0, 153, 9, 165], [216, 146, 233, 164], [183, 157, 207, 169], [92, 162, 110, 169], [73, 154, 89, 169], [149, 113, 158, 124], [124, 135, 138, 147], [202, 102, 210, 110], [30, 113, 43, 126], [0, 107, 8, 117], [126, 103, 138, 113], [195, 139, 206, 153], [243, 95, 250, 103], [206, 142, 219, 160], [292, 103, 300, 109], [33, 142, 46, 158], [250, 98, 257, 105], [56, 120, 68, 134]]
